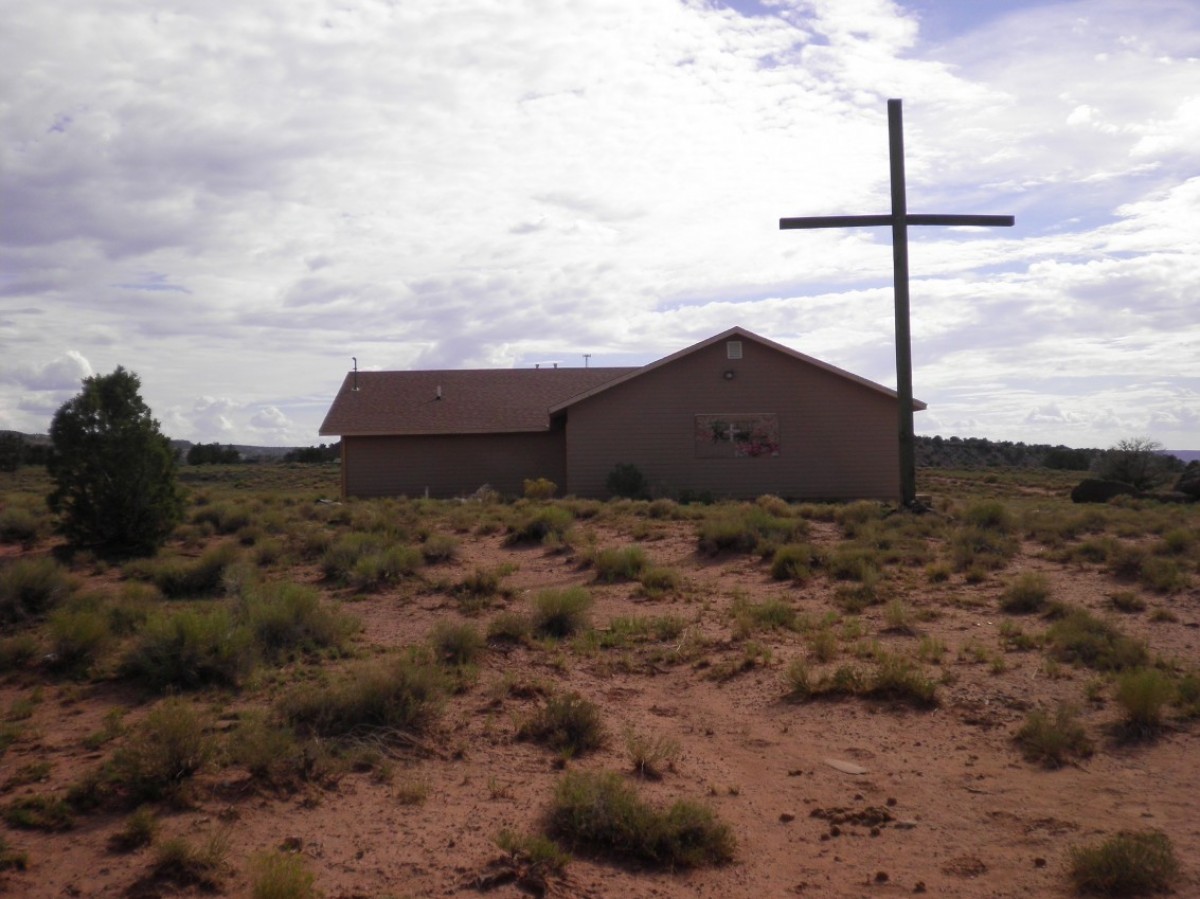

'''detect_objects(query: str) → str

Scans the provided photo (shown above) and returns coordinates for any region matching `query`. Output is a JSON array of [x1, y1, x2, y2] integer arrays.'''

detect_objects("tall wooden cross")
[[780, 98, 1014, 508]]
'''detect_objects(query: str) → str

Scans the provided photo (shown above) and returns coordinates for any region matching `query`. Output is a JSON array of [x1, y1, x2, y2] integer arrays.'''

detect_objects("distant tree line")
[[284, 442, 340, 463], [186, 442, 242, 465], [916, 435, 1100, 470], [0, 432, 51, 471]]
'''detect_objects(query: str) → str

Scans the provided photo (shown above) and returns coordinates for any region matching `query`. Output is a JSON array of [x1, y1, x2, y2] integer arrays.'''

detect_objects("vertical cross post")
[[781, 99, 1014, 508]]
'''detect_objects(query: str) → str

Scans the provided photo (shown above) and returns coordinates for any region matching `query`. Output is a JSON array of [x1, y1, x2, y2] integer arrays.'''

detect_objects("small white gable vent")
[[726, 340, 743, 360]]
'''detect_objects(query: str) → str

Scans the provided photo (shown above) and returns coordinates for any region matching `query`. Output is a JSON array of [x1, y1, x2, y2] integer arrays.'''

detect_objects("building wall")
[[564, 338, 904, 500], [343, 429, 565, 498]]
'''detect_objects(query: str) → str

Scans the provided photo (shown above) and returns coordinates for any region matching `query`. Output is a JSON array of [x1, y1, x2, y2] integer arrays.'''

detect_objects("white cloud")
[[1, 0, 1198, 447]]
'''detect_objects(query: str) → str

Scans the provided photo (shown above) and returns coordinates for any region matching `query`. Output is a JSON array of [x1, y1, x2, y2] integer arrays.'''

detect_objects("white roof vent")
[[726, 340, 742, 360]]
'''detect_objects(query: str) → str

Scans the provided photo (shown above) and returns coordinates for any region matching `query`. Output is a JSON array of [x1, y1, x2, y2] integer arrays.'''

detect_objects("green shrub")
[[1068, 830, 1179, 896], [826, 545, 880, 582], [782, 658, 812, 700], [124, 542, 240, 598], [605, 463, 650, 500], [240, 581, 357, 659], [249, 850, 320, 899], [963, 500, 1015, 532], [591, 546, 648, 583], [280, 653, 446, 739], [1046, 608, 1148, 672], [420, 533, 459, 563], [110, 806, 159, 852], [495, 829, 571, 875], [1000, 571, 1051, 614], [518, 692, 605, 756], [638, 566, 682, 598], [0, 634, 39, 673], [108, 698, 215, 802], [123, 606, 257, 690], [150, 830, 230, 891], [0, 556, 72, 622], [625, 729, 680, 779], [487, 612, 532, 644], [3, 794, 75, 831], [697, 506, 804, 556], [47, 607, 112, 674], [547, 770, 735, 868], [1137, 557, 1189, 594], [0, 506, 44, 545], [1115, 669, 1175, 736], [523, 478, 558, 500], [531, 587, 592, 638], [1108, 591, 1146, 614], [227, 713, 310, 788], [506, 506, 575, 546], [950, 525, 1019, 571], [430, 620, 485, 667], [47, 367, 184, 556], [770, 543, 823, 581], [1015, 705, 1093, 768], [349, 544, 423, 590], [731, 597, 796, 635], [865, 654, 938, 707]]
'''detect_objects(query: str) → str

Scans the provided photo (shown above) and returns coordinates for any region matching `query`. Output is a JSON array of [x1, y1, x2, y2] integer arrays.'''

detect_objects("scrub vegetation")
[[0, 460, 1197, 897]]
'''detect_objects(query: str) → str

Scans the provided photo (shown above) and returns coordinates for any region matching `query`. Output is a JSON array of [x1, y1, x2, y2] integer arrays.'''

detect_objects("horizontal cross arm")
[[780, 213, 1014, 230], [906, 214, 1014, 227], [779, 215, 892, 229]]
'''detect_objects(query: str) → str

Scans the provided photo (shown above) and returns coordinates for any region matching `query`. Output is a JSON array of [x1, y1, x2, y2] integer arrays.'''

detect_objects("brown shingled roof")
[[318, 367, 636, 437]]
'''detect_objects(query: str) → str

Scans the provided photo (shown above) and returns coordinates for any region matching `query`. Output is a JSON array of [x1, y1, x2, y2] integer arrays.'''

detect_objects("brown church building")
[[318, 326, 924, 501]]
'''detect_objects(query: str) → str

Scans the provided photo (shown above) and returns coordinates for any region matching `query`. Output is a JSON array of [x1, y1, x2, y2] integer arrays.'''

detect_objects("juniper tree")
[[48, 367, 184, 555]]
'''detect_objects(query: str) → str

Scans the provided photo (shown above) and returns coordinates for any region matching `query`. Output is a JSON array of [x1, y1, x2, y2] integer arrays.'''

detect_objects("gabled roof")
[[318, 367, 636, 436], [318, 326, 924, 438], [548, 326, 926, 413]]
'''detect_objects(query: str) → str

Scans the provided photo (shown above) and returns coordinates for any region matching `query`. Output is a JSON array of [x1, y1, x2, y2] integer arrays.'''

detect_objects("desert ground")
[[1, 464, 1197, 898]]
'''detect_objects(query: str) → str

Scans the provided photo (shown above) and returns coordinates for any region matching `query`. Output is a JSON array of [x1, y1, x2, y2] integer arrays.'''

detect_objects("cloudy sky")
[[3, 0, 1198, 449]]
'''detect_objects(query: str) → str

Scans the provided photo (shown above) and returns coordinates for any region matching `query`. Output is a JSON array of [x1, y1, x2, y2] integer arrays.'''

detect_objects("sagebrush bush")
[[430, 620, 485, 667], [531, 587, 592, 638], [605, 463, 650, 500], [591, 546, 648, 583], [1115, 668, 1175, 736], [108, 698, 215, 802], [124, 541, 240, 598], [697, 505, 804, 556], [1068, 830, 1179, 896], [420, 533, 459, 563], [239, 581, 357, 660], [506, 506, 575, 546], [1046, 608, 1148, 672], [770, 542, 823, 581], [731, 597, 796, 636], [523, 478, 558, 500], [47, 607, 112, 674], [349, 544, 423, 590], [123, 606, 256, 690], [547, 770, 735, 868], [0, 556, 73, 622], [963, 500, 1015, 532], [280, 653, 446, 739], [249, 850, 321, 899], [1000, 571, 1052, 614], [518, 692, 605, 756], [638, 566, 682, 598], [625, 729, 680, 779], [1015, 705, 1093, 768], [151, 830, 230, 891], [0, 506, 45, 546]]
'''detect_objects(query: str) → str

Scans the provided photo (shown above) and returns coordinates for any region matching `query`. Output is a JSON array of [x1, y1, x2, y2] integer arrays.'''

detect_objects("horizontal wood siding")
[[565, 340, 902, 500], [344, 431, 566, 498]]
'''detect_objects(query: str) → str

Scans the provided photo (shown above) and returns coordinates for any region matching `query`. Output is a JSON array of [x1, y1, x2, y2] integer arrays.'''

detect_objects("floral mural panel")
[[694, 413, 780, 458]]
